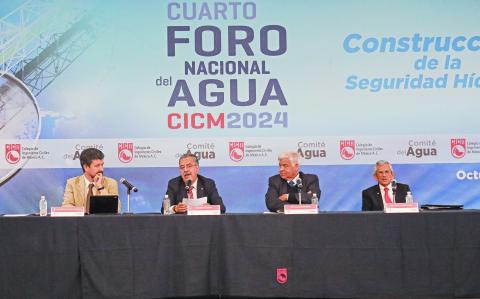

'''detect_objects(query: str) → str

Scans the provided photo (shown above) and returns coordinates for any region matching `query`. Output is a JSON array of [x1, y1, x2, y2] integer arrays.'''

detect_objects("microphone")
[[296, 178, 303, 189], [120, 178, 138, 192], [391, 179, 397, 203], [391, 179, 397, 194], [185, 179, 192, 191], [295, 178, 304, 205]]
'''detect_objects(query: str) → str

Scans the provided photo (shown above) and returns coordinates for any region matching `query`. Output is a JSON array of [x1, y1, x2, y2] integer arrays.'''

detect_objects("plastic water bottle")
[[163, 195, 171, 215], [311, 193, 319, 206], [39, 195, 48, 216], [405, 191, 413, 204]]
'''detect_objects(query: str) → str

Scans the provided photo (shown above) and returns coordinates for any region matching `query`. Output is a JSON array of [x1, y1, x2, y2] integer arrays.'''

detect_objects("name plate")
[[284, 204, 318, 214], [187, 205, 221, 215], [51, 206, 85, 217], [384, 203, 419, 213]]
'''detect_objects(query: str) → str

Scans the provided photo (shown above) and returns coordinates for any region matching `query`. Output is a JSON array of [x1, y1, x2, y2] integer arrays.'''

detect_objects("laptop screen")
[[89, 195, 119, 214]]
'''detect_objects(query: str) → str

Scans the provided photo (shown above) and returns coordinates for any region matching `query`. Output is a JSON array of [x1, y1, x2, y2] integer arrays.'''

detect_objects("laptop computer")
[[421, 204, 463, 210], [89, 195, 119, 214]]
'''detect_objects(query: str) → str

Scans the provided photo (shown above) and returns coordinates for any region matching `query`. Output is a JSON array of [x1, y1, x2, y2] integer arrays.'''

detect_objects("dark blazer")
[[362, 182, 410, 211], [164, 174, 226, 213], [265, 172, 321, 212]]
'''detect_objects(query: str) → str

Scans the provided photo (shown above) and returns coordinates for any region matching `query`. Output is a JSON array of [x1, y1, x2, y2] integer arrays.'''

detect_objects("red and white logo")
[[451, 138, 466, 159], [276, 268, 288, 284], [5, 144, 21, 164], [340, 140, 355, 160], [118, 143, 134, 163], [229, 142, 245, 162]]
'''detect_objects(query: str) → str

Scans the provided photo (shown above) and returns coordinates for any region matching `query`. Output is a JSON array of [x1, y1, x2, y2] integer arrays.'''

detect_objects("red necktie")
[[188, 186, 194, 199], [384, 187, 392, 203]]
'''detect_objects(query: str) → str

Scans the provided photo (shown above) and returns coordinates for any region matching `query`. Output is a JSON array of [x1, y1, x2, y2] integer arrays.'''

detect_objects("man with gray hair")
[[362, 160, 411, 211], [265, 151, 321, 212]]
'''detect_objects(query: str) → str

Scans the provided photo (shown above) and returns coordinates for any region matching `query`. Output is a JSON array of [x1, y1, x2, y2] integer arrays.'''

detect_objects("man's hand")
[[93, 173, 104, 189], [174, 202, 188, 213], [278, 194, 289, 202]]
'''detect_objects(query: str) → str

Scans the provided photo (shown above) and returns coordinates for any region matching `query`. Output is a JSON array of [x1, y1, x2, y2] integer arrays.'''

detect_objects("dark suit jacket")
[[265, 172, 321, 212], [164, 174, 226, 213], [362, 182, 411, 211]]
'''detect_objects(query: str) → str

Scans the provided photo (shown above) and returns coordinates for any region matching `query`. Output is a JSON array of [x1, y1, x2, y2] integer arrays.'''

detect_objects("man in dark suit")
[[362, 160, 411, 211], [265, 151, 321, 212], [164, 153, 226, 214]]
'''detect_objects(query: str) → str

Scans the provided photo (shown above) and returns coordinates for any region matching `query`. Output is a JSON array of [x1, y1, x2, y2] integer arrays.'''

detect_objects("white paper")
[[2, 214, 30, 217], [183, 196, 208, 206]]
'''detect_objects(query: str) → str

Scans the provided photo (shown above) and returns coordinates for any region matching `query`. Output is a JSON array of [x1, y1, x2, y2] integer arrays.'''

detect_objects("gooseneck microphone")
[[185, 179, 192, 190], [391, 179, 397, 203], [296, 178, 303, 189], [391, 179, 397, 192], [120, 178, 138, 192], [295, 178, 304, 204]]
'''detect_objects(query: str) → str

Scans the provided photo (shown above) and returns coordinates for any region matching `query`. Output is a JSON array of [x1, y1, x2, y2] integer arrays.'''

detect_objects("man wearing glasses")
[[163, 152, 226, 214]]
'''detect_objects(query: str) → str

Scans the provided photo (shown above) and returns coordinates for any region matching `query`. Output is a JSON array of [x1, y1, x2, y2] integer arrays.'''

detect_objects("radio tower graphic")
[[0, 0, 98, 185]]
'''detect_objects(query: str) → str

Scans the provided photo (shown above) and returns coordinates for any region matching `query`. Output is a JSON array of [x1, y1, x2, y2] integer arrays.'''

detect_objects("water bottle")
[[311, 193, 319, 206], [39, 195, 48, 216], [163, 195, 171, 215], [405, 191, 413, 204]]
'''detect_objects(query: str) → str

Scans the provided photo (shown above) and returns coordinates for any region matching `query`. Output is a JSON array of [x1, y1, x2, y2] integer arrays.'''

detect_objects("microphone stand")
[[392, 180, 397, 204], [124, 187, 133, 215], [127, 188, 131, 212], [295, 178, 304, 205], [298, 187, 302, 205]]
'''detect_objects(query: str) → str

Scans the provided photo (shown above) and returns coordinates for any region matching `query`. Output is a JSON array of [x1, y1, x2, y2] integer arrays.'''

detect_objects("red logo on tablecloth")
[[451, 138, 466, 159], [118, 143, 134, 163], [5, 144, 21, 164], [340, 140, 355, 160], [229, 141, 244, 162], [276, 268, 288, 284]]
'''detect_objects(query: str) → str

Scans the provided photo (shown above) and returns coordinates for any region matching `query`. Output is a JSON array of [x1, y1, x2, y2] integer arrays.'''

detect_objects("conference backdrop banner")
[[1, 0, 479, 213]]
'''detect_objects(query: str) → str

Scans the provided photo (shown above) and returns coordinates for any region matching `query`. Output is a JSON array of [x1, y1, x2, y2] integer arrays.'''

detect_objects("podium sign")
[[51, 206, 85, 217], [187, 205, 221, 215], [284, 204, 318, 214], [384, 203, 419, 213]]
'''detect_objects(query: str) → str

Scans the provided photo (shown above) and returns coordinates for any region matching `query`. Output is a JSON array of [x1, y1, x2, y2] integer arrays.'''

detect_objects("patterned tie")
[[384, 187, 392, 203], [85, 183, 94, 214], [188, 185, 194, 199]]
